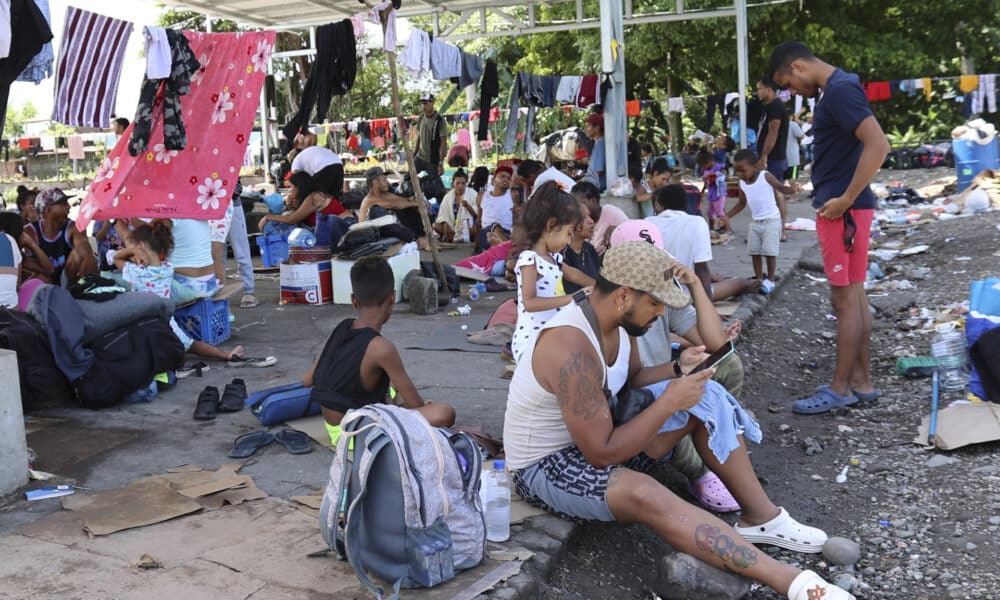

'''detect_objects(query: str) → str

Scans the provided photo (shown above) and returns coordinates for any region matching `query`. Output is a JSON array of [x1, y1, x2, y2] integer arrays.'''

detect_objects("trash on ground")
[[26, 486, 76, 501], [136, 554, 162, 570]]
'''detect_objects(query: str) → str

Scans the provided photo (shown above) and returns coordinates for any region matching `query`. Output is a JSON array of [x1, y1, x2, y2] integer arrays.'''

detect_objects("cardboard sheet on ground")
[[288, 414, 336, 448], [914, 401, 1000, 450], [403, 316, 499, 353], [61, 477, 203, 536]]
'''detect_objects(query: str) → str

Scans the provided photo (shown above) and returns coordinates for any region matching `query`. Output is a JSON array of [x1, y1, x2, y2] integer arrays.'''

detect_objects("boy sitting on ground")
[[303, 256, 456, 445]]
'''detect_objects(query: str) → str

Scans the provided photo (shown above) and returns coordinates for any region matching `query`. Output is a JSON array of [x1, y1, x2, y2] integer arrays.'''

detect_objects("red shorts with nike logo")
[[816, 208, 874, 287]]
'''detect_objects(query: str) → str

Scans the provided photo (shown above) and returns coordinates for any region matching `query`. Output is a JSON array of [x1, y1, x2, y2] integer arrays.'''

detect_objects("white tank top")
[[481, 188, 513, 231], [738, 170, 780, 221], [504, 302, 631, 469]]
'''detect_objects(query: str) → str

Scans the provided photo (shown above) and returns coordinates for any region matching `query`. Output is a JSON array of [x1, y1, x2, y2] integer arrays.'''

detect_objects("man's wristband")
[[673, 360, 683, 377]]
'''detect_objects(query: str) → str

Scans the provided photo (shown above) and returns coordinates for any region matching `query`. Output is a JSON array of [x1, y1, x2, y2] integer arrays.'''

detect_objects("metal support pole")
[[466, 85, 480, 165], [735, 0, 749, 147], [599, 0, 627, 186]]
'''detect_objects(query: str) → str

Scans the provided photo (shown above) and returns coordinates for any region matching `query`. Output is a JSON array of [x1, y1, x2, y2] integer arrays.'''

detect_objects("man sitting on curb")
[[648, 185, 761, 300], [503, 241, 853, 600], [608, 220, 744, 513], [303, 256, 456, 445]]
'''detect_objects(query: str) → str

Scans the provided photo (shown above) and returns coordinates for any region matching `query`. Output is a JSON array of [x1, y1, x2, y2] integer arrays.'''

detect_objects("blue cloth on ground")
[[642, 378, 762, 464]]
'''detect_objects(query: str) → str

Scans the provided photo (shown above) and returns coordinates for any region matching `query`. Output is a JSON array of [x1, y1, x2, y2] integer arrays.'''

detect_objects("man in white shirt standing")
[[433, 168, 478, 243]]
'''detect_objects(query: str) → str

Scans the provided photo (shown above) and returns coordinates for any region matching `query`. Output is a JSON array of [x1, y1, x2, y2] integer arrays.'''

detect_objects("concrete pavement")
[[0, 196, 823, 599]]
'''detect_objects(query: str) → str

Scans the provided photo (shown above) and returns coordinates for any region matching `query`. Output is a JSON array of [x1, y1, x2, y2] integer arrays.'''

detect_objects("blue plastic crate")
[[175, 298, 231, 345], [256, 234, 289, 267]]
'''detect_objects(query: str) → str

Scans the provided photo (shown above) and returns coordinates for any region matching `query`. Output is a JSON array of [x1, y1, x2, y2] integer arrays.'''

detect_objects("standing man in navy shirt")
[[768, 42, 890, 416]]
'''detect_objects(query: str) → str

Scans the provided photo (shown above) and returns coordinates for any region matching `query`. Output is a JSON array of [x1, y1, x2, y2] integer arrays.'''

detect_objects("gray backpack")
[[322, 404, 486, 599]]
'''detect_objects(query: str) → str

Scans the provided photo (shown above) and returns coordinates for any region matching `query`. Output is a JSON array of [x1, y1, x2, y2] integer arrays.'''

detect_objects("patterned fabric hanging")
[[76, 31, 276, 230]]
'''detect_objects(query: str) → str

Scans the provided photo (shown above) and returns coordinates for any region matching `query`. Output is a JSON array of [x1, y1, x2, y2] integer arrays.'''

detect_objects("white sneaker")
[[761, 279, 776, 294], [788, 570, 855, 600]]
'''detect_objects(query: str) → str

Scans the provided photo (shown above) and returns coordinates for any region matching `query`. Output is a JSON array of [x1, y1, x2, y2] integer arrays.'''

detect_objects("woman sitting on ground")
[[257, 171, 347, 234]]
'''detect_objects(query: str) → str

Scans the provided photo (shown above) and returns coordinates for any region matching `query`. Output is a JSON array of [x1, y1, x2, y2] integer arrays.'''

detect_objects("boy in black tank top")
[[302, 256, 456, 445]]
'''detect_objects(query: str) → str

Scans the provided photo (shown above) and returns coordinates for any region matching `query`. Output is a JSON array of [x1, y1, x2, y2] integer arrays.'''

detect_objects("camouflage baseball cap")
[[35, 188, 73, 212], [600, 241, 691, 309]]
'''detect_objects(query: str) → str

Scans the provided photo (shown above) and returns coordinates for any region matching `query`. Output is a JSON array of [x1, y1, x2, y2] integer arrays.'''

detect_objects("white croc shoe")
[[734, 507, 828, 553], [788, 570, 855, 600]]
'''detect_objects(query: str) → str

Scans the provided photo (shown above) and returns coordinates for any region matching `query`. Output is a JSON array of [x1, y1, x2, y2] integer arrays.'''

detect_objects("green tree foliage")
[[4, 101, 38, 137], [159, 1, 999, 151]]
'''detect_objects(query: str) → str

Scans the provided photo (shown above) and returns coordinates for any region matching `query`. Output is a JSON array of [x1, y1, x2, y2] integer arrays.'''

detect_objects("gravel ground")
[[540, 169, 1000, 600]]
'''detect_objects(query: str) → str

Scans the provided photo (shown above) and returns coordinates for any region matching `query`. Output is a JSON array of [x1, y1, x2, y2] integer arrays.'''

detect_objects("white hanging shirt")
[[144, 26, 171, 79]]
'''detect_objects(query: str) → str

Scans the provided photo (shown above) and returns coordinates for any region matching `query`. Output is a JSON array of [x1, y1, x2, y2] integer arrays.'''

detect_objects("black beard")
[[622, 320, 651, 337]]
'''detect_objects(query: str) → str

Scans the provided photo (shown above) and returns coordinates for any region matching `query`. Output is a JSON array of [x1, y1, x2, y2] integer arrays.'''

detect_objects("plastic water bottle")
[[468, 286, 480, 301], [485, 460, 510, 542], [288, 227, 316, 247], [931, 322, 969, 392]]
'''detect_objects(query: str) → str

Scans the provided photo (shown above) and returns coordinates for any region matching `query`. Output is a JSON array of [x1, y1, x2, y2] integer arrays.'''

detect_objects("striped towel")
[[51, 7, 132, 128]]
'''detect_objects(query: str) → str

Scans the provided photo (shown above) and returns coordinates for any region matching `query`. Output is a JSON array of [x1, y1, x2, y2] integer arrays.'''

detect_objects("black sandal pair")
[[227, 428, 312, 458], [193, 379, 247, 420]]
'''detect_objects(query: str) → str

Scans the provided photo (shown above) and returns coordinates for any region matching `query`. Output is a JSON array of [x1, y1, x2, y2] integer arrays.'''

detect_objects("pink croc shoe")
[[688, 471, 740, 513]]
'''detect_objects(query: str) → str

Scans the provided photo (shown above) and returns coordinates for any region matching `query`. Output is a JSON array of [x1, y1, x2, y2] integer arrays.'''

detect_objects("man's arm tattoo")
[[694, 523, 758, 572], [557, 351, 606, 420]]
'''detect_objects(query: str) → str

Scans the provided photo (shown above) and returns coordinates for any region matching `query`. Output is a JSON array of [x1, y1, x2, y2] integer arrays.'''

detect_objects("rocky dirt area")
[[538, 170, 1000, 600]]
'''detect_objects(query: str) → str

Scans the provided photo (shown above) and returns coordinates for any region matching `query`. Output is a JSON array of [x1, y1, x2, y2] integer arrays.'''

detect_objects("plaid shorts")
[[512, 445, 657, 522]]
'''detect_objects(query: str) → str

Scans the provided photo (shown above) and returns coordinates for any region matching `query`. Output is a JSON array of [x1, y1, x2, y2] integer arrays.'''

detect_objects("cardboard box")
[[331, 251, 420, 304], [914, 401, 1000, 450], [280, 260, 333, 305]]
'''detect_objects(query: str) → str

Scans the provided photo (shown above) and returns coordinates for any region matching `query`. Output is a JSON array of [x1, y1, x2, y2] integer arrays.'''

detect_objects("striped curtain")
[[51, 7, 132, 128]]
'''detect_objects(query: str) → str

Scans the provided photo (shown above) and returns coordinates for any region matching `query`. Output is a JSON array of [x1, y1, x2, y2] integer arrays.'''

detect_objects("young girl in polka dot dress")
[[511, 182, 595, 363]]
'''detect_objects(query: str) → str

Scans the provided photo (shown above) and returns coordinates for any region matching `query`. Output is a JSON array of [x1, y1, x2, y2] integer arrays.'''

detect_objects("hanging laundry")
[[369, 1, 396, 53], [283, 20, 356, 141], [51, 7, 132, 128], [128, 29, 200, 156], [705, 94, 726, 129], [451, 50, 482, 89], [143, 26, 171, 79], [1, 1, 12, 58], [477, 59, 498, 141], [0, 0, 51, 136], [76, 31, 275, 230], [39, 135, 54, 150], [959, 74, 979, 93], [667, 97, 685, 113], [899, 79, 917, 96], [982, 74, 997, 113], [430, 39, 461, 80], [67, 134, 84, 160], [863, 81, 891, 102], [14, 0, 52, 84], [919, 77, 932, 101], [400, 29, 430, 77], [625, 100, 641, 117], [971, 74, 997, 114], [556, 76, 582, 105], [504, 73, 561, 153], [576, 74, 599, 108]]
